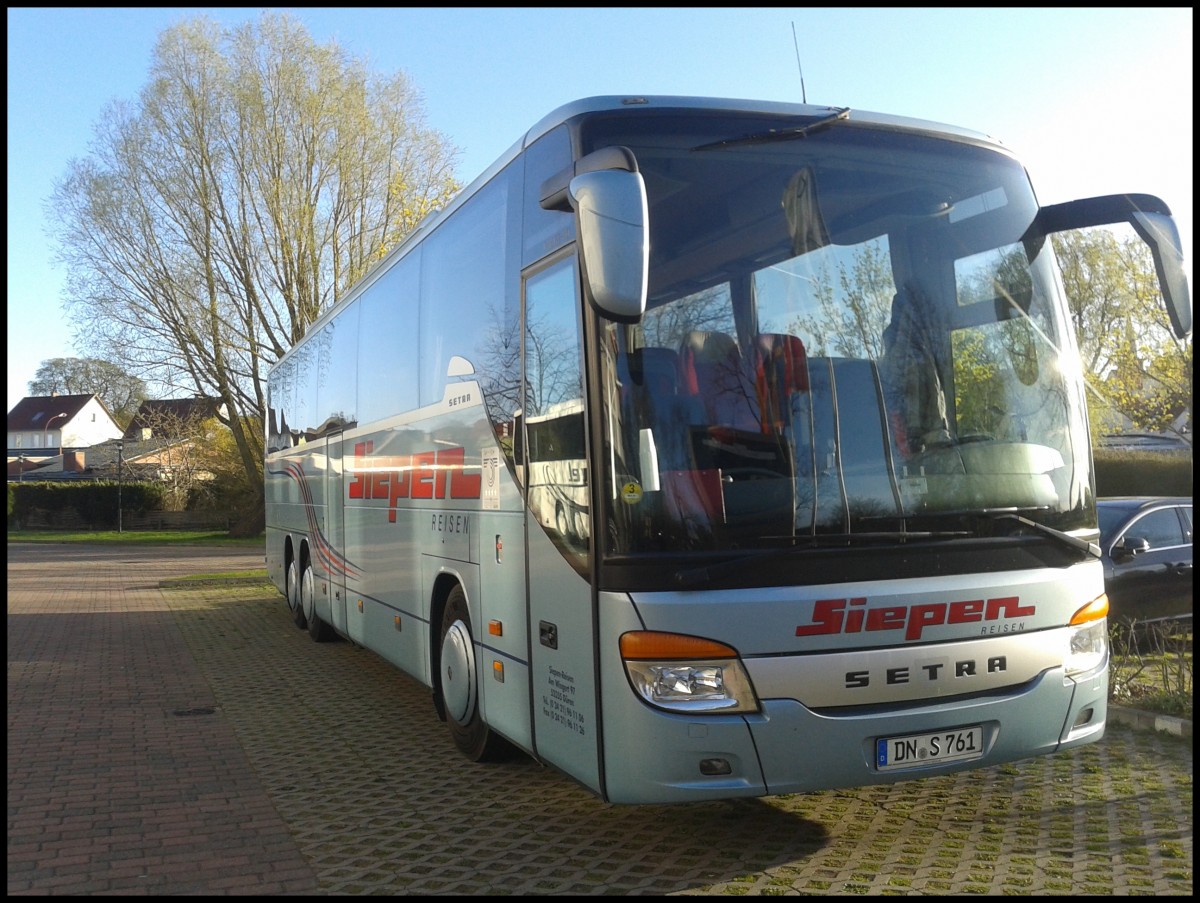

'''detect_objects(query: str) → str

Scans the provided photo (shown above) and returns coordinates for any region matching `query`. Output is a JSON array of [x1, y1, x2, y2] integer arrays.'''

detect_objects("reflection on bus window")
[[524, 256, 588, 566]]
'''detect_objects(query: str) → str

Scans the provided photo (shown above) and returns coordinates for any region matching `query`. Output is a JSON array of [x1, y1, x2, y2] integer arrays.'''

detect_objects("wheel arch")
[[429, 571, 465, 721]]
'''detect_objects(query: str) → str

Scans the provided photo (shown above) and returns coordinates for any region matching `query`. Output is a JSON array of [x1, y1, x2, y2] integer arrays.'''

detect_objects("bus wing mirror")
[[568, 169, 648, 323], [1033, 194, 1192, 340], [1129, 211, 1191, 340]]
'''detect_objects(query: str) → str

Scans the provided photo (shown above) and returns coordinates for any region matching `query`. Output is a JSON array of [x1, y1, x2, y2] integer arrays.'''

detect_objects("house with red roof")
[[6, 394, 122, 477]]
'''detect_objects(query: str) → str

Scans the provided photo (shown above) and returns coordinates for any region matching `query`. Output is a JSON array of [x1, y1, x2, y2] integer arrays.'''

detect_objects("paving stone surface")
[[7, 542, 1193, 895]]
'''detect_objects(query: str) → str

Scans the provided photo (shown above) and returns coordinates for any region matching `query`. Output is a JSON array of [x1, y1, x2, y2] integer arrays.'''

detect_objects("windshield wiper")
[[985, 512, 1101, 559], [869, 506, 1101, 560], [692, 107, 851, 151], [672, 511, 1099, 588], [674, 529, 966, 588], [899, 507, 1102, 559]]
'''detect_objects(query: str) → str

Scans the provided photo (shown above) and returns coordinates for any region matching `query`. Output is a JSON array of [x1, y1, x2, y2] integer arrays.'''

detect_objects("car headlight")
[[1065, 593, 1109, 676], [620, 631, 760, 713]]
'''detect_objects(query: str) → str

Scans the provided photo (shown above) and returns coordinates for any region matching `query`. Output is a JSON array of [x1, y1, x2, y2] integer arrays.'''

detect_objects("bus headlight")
[[1065, 594, 1109, 677], [620, 631, 760, 713]]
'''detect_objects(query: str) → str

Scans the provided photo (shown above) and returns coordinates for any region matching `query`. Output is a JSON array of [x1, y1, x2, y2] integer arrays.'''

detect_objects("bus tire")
[[287, 557, 307, 629], [303, 563, 335, 642], [438, 586, 511, 762], [291, 554, 309, 629]]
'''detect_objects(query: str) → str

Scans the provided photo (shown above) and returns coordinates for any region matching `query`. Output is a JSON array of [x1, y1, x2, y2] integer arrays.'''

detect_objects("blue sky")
[[6, 7, 1193, 414]]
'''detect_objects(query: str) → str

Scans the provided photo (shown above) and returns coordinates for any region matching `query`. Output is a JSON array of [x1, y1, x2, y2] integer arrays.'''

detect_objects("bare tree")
[[125, 404, 218, 511], [47, 12, 462, 532], [28, 357, 145, 425]]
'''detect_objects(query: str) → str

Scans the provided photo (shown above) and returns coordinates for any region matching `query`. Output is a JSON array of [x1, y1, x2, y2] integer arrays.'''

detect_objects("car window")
[[1097, 505, 1129, 540], [1122, 508, 1186, 549]]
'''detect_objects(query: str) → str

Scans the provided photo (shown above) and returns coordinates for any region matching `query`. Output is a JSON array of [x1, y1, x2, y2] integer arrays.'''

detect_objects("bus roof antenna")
[[791, 21, 807, 105]]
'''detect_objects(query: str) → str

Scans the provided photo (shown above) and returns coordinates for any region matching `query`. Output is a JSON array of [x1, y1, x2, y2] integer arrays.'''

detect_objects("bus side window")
[[522, 126, 574, 266]]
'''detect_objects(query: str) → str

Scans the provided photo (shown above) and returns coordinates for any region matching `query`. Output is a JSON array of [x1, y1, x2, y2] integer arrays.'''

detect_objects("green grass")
[[8, 529, 264, 546]]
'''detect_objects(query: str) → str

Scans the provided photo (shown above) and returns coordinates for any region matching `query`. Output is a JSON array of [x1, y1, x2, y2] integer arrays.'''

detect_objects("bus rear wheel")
[[302, 563, 334, 642], [287, 557, 307, 629], [438, 586, 511, 762]]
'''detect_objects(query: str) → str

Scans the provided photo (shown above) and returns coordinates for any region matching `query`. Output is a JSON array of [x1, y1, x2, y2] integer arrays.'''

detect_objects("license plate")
[[876, 725, 983, 771]]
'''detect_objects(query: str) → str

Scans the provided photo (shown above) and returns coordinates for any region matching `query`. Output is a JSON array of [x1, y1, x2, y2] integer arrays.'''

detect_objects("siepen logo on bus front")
[[349, 441, 481, 522], [796, 596, 1036, 642]]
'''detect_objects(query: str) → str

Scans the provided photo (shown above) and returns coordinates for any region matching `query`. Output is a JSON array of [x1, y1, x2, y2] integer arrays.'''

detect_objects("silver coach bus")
[[266, 96, 1190, 804]]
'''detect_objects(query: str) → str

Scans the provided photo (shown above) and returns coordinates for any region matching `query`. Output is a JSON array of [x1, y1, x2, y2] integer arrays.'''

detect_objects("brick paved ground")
[[7, 544, 317, 895], [7, 542, 1194, 895]]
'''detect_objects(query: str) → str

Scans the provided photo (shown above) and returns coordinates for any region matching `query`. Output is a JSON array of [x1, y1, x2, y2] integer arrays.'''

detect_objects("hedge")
[[8, 480, 168, 530], [1092, 449, 1193, 497]]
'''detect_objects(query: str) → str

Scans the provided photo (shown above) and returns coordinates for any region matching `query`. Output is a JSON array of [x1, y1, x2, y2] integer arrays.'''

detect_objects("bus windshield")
[[587, 112, 1093, 559]]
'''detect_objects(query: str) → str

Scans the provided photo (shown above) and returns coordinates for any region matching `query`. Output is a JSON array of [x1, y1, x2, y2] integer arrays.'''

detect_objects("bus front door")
[[523, 256, 602, 796], [325, 432, 348, 634]]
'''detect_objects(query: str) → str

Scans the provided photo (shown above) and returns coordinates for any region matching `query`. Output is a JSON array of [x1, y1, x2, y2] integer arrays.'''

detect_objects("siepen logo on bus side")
[[349, 441, 481, 522], [795, 596, 1036, 642]]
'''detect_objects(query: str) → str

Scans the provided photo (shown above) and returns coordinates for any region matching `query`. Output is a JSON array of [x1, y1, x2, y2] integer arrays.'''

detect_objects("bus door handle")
[[539, 620, 559, 649]]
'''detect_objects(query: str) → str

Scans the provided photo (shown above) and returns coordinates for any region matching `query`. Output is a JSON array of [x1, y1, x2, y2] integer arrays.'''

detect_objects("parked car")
[[1096, 497, 1193, 627]]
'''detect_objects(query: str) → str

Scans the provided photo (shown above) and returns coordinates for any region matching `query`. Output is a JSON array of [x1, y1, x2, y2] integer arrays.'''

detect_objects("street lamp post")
[[116, 439, 124, 534], [43, 412, 68, 456]]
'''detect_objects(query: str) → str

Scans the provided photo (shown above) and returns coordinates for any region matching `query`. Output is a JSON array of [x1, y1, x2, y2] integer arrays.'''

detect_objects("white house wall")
[[66, 398, 122, 448]]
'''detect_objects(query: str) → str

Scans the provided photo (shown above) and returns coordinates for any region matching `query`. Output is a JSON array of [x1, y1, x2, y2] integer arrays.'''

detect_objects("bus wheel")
[[439, 586, 511, 762], [287, 558, 306, 629], [303, 563, 334, 642], [291, 556, 309, 629]]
